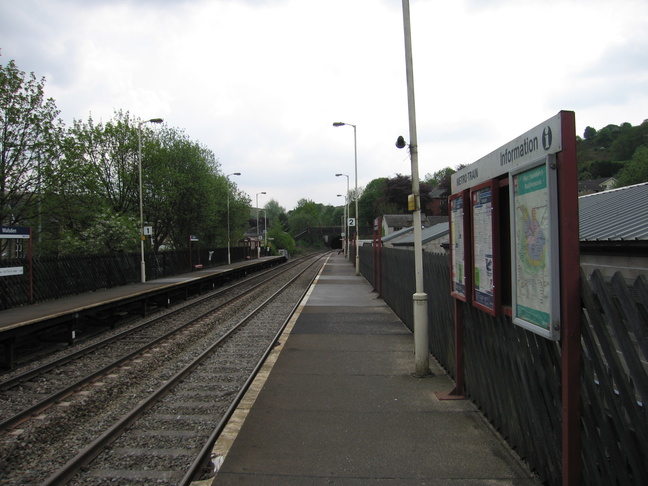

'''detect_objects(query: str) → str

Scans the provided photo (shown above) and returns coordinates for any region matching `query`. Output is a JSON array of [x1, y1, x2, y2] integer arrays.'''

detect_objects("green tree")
[[1, 58, 64, 254], [583, 126, 597, 140], [358, 177, 388, 225], [424, 167, 456, 191], [264, 199, 287, 230], [288, 198, 321, 234], [51, 111, 146, 254], [616, 146, 648, 187], [267, 221, 296, 254], [146, 126, 221, 250], [611, 121, 648, 161]]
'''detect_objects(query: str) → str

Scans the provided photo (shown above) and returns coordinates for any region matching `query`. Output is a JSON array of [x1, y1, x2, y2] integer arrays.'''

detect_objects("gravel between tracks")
[[0, 254, 326, 485]]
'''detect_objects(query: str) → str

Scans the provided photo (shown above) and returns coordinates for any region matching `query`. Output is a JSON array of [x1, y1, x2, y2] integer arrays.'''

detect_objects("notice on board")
[[450, 195, 466, 300], [511, 159, 559, 339]]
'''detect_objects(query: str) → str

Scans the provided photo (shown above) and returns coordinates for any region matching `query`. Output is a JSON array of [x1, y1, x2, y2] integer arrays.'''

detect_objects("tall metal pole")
[[352, 125, 360, 276], [137, 117, 163, 283], [402, 0, 430, 376], [256, 192, 266, 257], [138, 124, 145, 282], [333, 123, 359, 275], [227, 172, 241, 265], [336, 173, 350, 259]]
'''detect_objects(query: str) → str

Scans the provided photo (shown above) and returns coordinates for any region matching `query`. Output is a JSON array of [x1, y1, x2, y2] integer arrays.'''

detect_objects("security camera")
[[395, 136, 406, 149]]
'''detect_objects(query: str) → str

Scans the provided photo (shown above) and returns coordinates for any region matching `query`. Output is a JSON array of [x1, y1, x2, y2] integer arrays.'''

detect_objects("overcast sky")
[[2, 0, 647, 211]]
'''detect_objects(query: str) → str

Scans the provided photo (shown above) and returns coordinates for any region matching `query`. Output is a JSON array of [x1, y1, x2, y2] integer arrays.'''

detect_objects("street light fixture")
[[227, 172, 241, 265], [333, 122, 359, 275], [137, 117, 163, 283]]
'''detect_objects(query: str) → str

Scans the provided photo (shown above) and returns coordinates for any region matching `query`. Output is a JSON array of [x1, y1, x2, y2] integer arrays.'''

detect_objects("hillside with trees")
[[577, 120, 648, 187]]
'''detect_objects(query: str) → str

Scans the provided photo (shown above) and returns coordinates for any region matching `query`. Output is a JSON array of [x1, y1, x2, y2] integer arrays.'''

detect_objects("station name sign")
[[0, 226, 30, 239], [451, 112, 563, 193]]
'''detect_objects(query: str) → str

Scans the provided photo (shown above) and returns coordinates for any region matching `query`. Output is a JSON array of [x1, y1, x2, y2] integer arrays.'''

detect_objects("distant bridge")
[[293, 225, 372, 248]]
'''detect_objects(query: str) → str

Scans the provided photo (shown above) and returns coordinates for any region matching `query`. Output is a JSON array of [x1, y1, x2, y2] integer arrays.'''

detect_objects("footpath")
[[206, 252, 541, 485]]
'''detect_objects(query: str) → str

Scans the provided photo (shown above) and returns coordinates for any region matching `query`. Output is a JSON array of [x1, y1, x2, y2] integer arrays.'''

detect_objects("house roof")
[[382, 214, 425, 228], [429, 187, 449, 198], [577, 177, 617, 193], [392, 222, 450, 246], [579, 182, 648, 241], [382, 226, 413, 243]]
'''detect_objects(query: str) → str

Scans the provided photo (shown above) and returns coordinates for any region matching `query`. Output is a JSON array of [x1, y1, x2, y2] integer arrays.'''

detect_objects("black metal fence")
[[0, 247, 250, 311], [359, 246, 648, 485]]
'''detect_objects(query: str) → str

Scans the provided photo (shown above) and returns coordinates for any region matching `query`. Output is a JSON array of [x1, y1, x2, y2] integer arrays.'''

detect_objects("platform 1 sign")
[[1, 226, 30, 239]]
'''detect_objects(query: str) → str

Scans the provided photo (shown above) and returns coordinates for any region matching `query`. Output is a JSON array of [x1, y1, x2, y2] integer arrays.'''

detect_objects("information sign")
[[449, 192, 468, 301], [0, 267, 24, 277], [0, 226, 30, 239], [348, 218, 356, 227], [471, 180, 499, 315], [510, 155, 560, 340]]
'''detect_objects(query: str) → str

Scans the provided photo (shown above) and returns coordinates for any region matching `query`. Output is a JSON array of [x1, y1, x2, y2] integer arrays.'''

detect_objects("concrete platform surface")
[[207, 253, 541, 485]]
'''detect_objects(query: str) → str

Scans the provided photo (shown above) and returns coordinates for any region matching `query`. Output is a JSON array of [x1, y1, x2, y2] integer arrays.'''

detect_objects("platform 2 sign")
[[1, 226, 30, 239]]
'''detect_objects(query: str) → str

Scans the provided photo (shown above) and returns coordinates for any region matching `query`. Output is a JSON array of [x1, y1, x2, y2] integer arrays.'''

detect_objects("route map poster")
[[510, 157, 560, 340], [450, 193, 467, 300], [471, 183, 498, 314]]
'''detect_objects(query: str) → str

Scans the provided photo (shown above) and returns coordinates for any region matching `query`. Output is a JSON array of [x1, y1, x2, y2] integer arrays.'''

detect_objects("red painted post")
[[558, 111, 581, 485]]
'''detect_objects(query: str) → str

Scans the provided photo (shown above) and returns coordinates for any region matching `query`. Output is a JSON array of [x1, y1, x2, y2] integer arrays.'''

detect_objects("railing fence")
[[359, 247, 648, 485]]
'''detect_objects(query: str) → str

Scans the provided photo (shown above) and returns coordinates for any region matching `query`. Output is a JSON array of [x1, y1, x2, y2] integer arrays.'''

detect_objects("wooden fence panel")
[[359, 250, 648, 485], [581, 270, 648, 485]]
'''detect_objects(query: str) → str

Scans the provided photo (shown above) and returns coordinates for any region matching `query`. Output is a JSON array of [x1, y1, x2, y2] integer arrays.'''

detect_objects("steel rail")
[[179, 253, 328, 484], [41, 253, 327, 486], [0, 257, 306, 432]]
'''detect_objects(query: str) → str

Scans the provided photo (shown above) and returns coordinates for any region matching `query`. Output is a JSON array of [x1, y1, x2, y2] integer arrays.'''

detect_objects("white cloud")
[[2, 0, 647, 209]]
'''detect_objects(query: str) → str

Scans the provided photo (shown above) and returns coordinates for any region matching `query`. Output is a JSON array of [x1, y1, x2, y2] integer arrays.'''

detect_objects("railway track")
[[0, 252, 328, 485], [0, 254, 309, 429]]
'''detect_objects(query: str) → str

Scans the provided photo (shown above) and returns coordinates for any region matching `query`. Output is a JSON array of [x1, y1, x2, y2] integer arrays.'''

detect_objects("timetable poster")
[[450, 194, 466, 300], [472, 185, 496, 313]]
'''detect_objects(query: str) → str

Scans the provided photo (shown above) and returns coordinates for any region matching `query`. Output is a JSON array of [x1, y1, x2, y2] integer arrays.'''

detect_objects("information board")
[[510, 155, 560, 340], [471, 180, 499, 315], [449, 192, 468, 301]]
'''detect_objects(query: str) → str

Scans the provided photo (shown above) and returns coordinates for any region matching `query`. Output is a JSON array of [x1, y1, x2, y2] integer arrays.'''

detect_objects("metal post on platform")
[[227, 172, 241, 265], [336, 173, 350, 259], [333, 123, 359, 276], [138, 117, 163, 283], [401, 0, 430, 377]]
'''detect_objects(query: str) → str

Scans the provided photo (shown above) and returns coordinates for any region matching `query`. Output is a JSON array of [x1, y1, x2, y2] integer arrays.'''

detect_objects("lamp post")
[[137, 117, 163, 283], [337, 194, 347, 256], [259, 209, 267, 248], [336, 173, 350, 259], [400, 0, 430, 377], [333, 122, 359, 276], [256, 192, 266, 256], [227, 172, 241, 265]]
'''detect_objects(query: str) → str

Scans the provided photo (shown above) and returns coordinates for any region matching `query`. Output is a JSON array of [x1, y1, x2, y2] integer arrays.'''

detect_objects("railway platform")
[[0, 256, 285, 369], [206, 252, 541, 485]]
